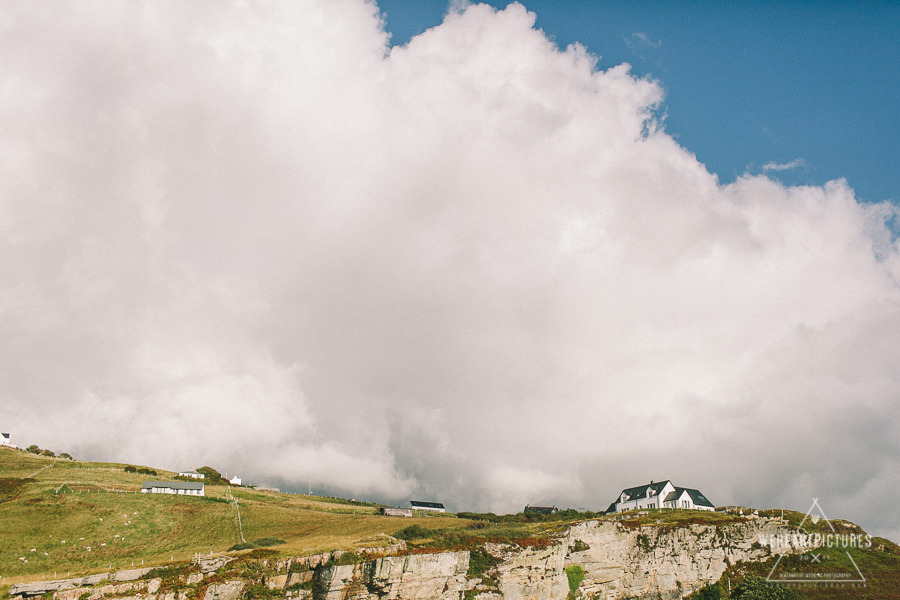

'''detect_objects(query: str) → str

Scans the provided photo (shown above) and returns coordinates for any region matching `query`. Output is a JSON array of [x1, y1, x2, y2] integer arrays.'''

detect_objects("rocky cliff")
[[10, 516, 812, 600]]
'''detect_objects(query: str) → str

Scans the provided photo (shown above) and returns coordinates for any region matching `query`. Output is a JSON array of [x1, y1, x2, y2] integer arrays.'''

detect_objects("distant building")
[[381, 507, 413, 517], [142, 481, 205, 496], [524, 505, 557, 516], [0, 433, 11, 447], [607, 480, 714, 513], [410, 500, 445, 513], [229, 476, 242, 486], [178, 470, 205, 479]]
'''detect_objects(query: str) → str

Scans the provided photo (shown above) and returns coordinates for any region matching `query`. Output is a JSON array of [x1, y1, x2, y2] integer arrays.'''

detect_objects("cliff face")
[[11, 516, 811, 600], [488, 518, 809, 600], [313, 551, 470, 600]]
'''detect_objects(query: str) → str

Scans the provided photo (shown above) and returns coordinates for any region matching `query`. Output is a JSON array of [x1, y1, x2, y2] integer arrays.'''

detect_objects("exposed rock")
[[316, 551, 470, 600], [33, 515, 815, 600], [286, 571, 312, 587], [111, 569, 153, 582], [201, 581, 245, 600], [10, 579, 82, 596], [550, 518, 814, 600]]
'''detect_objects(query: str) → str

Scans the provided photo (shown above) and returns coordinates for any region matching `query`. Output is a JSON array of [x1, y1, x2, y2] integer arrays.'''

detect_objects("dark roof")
[[605, 502, 617, 514], [142, 480, 204, 491], [524, 505, 557, 515], [410, 500, 445, 509], [616, 480, 672, 502], [662, 487, 714, 507], [683, 488, 714, 507]]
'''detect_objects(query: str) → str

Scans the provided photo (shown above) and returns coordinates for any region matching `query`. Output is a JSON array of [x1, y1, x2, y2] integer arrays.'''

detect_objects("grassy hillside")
[[0, 447, 507, 581], [4, 446, 898, 600]]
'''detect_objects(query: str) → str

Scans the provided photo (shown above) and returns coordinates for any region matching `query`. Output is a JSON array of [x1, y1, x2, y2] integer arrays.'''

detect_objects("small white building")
[[1, 433, 12, 447], [142, 481, 205, 496], [178, 470, 205, 479], [410, 500, 446, 513], [381, 507, 413, 517], [229, 476, 242, 486], [607, 480, 714, 513]]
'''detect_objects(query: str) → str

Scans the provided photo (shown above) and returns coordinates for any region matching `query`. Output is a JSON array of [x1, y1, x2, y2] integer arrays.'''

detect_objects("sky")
[[1, 1, 899, 542]]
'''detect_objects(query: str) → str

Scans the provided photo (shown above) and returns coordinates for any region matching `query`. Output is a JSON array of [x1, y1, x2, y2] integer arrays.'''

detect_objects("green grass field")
[[0, 447, 475, 582], [5, 446, 898, 600]]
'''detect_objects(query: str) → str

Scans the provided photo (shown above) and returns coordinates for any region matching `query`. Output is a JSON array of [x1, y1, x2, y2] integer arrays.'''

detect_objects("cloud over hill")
[[1, 1, 898, 539]]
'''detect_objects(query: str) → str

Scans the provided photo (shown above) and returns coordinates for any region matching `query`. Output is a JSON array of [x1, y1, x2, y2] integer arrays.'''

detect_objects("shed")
[[381, 507, 414, 517], [142, 481, 205, 496]]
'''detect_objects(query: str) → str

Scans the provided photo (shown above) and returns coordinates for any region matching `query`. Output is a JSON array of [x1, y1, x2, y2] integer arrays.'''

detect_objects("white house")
[[381, 507, 413, 517], [178, 470, 205, 479], [229, 476, 242, 486], [142, 481, 205, 496], [410, 500, 446, 513], [1, 433, 12, 447], [607, 480, 714, 513]]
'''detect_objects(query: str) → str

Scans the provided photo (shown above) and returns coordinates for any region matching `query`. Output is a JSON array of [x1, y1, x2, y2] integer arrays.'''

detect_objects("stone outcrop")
[[314, 551, 470, 600], [202, 581, 246, 600], [10, 568, 152, 597], [12, 516, 814, 600], [484, 518, 809, 600]]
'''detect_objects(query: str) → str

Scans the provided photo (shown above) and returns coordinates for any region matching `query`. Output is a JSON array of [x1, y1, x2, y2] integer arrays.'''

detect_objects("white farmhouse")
[[229, 476, 242, 486], [410, 500, 446, 513], [178, 470, 205, 479], [607, 480, 714, 513], [1, 432, 12, 447], [142, 481, 205, 496]]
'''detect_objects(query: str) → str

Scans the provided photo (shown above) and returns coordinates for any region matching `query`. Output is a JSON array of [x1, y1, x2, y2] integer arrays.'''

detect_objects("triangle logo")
[[766, 498, 866, 585]]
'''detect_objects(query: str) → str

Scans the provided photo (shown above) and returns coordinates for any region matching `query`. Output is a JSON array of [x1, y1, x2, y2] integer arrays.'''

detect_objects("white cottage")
[[0, 433, 11, 447], [410, 500, 446, 513], [142, 481, 205, 496], [178, 470, 205, 479], [607, 480, 714, 513]]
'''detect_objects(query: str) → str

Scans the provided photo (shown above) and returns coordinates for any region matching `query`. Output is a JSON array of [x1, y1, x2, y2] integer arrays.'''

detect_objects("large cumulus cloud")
[[1, 1, 898, 540]]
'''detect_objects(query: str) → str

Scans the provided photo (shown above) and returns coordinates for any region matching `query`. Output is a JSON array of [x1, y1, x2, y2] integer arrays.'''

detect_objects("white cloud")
[[762, 158, 807, 172], [626, 31, 662, 50], [1, 1, 898, 539]]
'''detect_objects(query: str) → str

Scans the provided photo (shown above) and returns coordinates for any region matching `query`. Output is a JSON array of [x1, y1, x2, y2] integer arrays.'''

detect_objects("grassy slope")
[[0, 447, 473, 581], [4, 447, 898, 600]]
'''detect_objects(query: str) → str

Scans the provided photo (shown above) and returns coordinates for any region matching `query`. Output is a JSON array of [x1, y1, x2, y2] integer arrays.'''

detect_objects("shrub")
[[26, 445, 41, 454], [59, 452, 73, 460], [249, 537, 286, 548], [124, 466, 137, 473], [197, 466, 228, 484], [565, 564, 584, 599], [458, 511, 501, 522], [467, 547, 498, 580], [571, 539, 590, 553], [730, 576, 801, 600], [394, 525, 435, 540], [228, 542, 254, 551], [688, 584, 722, 600]]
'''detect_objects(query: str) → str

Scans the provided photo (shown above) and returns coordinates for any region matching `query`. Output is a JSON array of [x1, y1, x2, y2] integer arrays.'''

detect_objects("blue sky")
[[379, 0, 900, 206]]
